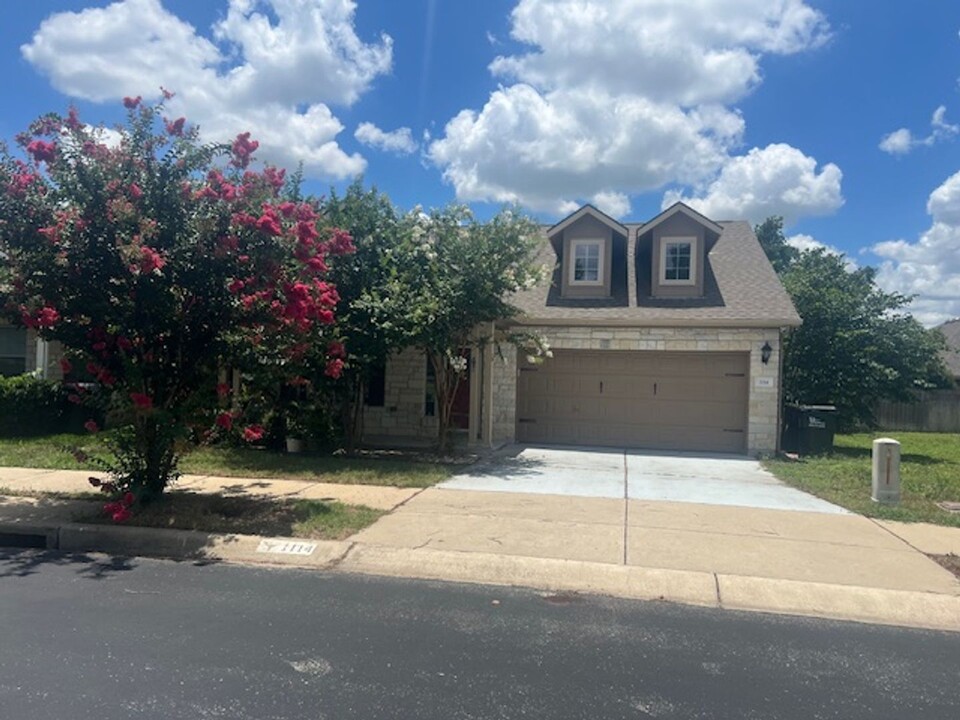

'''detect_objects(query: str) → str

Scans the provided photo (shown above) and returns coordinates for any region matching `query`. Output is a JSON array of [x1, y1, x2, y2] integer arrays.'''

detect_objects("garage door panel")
[[516, 350, 749, 453], [655, 379, 746, 403]]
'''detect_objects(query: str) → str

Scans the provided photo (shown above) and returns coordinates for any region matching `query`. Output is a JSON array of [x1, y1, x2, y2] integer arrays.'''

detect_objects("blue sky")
[[2, 1, 960, 325]]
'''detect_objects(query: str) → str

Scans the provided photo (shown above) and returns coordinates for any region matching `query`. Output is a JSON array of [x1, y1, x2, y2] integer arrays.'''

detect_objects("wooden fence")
[[874, 390, 960, 432]]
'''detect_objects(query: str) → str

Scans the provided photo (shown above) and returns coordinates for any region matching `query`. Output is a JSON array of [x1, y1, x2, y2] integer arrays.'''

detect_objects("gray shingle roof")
[[936, 319, 960, 377], [510, 220, 801, 327]]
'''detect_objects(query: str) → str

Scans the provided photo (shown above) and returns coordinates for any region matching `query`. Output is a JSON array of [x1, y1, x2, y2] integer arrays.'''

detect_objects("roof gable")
[[936, 319, 960, 377], [547, 204, 628, 239], [638, 202, 723, 237]]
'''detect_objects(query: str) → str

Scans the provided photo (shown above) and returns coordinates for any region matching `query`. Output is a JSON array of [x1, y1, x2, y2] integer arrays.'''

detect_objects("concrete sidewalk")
[[353, 488, 960, 594], [0, 466, 419, 511], [2, 469, 959, 631]]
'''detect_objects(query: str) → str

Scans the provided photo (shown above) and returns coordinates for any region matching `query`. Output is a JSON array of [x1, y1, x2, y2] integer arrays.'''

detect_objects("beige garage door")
[[517, 350, 749, 453]]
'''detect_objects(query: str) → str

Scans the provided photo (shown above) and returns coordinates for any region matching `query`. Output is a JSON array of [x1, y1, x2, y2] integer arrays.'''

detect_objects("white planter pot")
[[285, 437, 305, 454]]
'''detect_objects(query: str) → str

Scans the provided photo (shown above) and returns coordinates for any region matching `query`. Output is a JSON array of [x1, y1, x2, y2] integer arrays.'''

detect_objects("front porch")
[[361, 342, 518, 450]]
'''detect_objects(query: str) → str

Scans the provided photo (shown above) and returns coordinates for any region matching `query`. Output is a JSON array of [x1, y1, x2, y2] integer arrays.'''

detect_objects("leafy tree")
[[392, 205, 546, 453], [754, 215, 799, 274], [322, 179, 410, 452], [780, 250, 949, 430], [0, 99, 350, 512]]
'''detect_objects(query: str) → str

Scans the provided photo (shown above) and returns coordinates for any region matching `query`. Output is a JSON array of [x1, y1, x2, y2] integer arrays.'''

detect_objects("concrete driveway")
[[439, 445, 847, 514], [351, 445, 959, 597]]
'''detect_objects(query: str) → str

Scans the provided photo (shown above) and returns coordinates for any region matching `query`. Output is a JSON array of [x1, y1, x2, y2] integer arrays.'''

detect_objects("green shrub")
[[0, 374, 88, 437]]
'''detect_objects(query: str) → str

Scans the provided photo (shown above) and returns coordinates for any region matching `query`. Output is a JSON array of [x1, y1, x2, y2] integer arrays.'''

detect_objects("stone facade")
[[490, 344, 517, 445], [365, 326, 782, 456], [517, 325, 781, 455], [362, 347, 437, 441]]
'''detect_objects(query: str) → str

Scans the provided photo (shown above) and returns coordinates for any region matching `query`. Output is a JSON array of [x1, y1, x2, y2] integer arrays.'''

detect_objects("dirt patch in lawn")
[[80, 492, 384, 540]]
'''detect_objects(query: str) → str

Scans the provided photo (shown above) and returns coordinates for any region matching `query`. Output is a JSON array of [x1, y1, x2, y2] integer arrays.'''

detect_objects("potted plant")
[[285, 401, 307, 453]]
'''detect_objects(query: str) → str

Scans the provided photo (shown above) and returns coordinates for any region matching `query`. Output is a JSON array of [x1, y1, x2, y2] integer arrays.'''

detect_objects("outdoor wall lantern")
[[761, 341, 772, 365]]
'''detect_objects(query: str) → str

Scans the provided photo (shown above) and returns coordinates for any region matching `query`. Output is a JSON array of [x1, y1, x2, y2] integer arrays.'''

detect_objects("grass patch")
[[764, 432, 960, 527], [179, 446, 451, 488], [80, 493, 384, 540], [0, 434, 453, 488]]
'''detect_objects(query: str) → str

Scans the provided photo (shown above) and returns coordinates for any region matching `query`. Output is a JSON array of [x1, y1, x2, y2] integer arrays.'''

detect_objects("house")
[[362, 202, 801, 456], [0, 323, 61, 379], [936, 318, 960, 381]]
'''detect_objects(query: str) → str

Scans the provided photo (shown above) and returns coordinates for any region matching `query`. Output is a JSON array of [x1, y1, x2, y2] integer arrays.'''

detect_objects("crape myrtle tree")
[[321, 180, 408, 453], [753, 216, 950, 430], [388, 205, 549, 454], [0, 97, 352, 516]]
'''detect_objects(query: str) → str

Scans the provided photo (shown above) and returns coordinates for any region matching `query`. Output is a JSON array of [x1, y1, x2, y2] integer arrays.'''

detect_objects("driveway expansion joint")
[[622, 450, 629, 566], [326, 541, 356, 569]]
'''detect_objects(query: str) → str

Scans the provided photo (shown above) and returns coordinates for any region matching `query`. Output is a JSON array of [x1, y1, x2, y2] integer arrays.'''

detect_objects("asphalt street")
[[0, 549, 957, 720]]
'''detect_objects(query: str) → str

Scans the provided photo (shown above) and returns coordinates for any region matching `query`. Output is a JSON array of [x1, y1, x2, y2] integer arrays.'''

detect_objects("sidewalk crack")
[[714, 573, 723, 608]]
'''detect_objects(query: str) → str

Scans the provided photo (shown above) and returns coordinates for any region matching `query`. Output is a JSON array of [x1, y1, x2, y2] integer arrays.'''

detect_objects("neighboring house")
[[363, 202, 801, 456], [0, 322, 62, 380], [936, 318, 960, 381]]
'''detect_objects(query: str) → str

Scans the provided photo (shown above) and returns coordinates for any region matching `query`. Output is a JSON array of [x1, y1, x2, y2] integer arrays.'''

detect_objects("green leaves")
[[779, 248, 950, 429]]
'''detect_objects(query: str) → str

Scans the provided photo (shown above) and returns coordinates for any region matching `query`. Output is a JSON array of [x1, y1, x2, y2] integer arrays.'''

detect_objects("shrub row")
[[0, 374, 89, 437]]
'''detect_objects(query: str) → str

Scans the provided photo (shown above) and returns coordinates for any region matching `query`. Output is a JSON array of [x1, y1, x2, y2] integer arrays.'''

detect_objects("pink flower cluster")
[[165, 117, 186, 136], [129, 392, 153, 410], [101, 490, 136, 523], [231, 132, 259, 169], [138, 246, 166, 274], [242, 424, 265, 442], [5, 161, 44, 198], [21, 305, 60, 329], [26, 140, 57, 164]]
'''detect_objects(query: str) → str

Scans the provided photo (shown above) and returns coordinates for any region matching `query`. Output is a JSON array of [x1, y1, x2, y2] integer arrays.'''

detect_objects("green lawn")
[[79, 493, 384, 540], [0, 433, 454, 489], [764, 432, 960, 527]]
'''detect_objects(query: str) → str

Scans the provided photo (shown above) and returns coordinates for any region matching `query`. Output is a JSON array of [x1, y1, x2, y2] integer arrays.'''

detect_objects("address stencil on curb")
[[256, 539, 318, 556]]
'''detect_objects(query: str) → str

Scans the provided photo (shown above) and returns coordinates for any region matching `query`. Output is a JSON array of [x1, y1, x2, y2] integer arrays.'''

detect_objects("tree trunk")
[[342, 376, 364, 457], [135, 416, 178, 503], [431, 351, 463, 456]]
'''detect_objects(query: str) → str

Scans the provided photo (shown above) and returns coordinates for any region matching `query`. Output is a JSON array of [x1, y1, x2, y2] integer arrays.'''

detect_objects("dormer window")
[[659, 236, 697, 286], [570, 238, 603, 285]]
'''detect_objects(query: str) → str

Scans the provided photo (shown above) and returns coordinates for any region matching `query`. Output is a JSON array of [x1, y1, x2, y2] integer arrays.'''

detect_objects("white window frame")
[[659, 236, 697, 286], [568, 238, 604, 286]]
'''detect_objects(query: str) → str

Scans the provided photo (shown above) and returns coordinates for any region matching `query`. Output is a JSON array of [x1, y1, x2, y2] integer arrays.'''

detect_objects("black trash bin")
[[782, 404, 837, 455]]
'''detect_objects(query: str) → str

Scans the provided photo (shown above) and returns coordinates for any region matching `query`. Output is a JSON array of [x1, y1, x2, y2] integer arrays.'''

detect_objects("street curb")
[[0, 518, 352, 569], [2, 518, 958, 632], [336, 544, 960, 632]]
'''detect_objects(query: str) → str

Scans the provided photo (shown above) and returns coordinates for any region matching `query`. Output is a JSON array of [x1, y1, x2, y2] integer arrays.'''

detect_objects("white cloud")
[[492, 0, 830, 106], [354, 122, 418, 155], [429, 84, 743, 214], [787, 233, 856, 269], [879, 105, 959, 155], [786, 233, 827, 253], [873, 171, 960, 326], [664, 143, 843, 224], [22, 0, 392, 179], [428, 0, 835, 217], [591, 191, 630, 219], [879, 128, 914, 155]]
